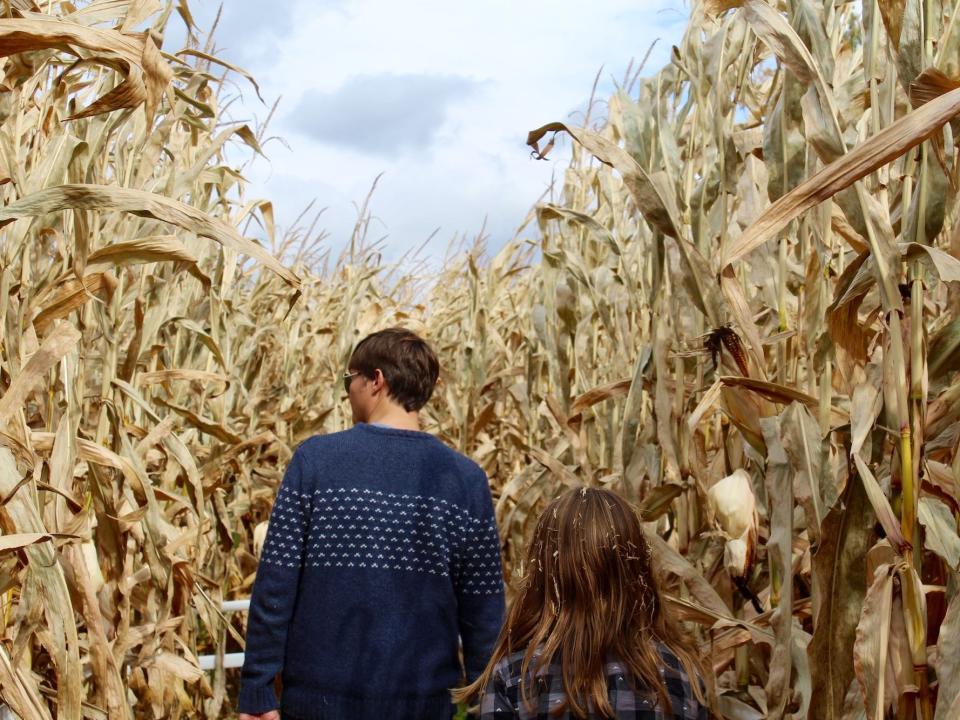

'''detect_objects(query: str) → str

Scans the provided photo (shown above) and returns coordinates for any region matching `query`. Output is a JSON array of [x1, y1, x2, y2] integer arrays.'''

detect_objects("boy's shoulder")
[[291, 429, 351, 461], [432, 439, 485, 477], [293, 428, 485, 478]]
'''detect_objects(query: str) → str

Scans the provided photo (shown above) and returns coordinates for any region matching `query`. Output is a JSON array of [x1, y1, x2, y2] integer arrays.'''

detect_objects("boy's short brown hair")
[[349, 328, 440, 412]]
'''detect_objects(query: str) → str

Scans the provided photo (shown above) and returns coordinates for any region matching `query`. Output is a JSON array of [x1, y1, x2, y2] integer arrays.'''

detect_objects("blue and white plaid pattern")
[[478, 644, 706, 719]]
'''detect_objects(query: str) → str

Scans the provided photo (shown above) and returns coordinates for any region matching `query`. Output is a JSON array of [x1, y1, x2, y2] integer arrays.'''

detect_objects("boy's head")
[[345, 327, 440, 423]]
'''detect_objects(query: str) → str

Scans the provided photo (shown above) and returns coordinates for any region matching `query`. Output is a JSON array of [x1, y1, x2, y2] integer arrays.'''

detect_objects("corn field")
[[0, 0, 958, 718]]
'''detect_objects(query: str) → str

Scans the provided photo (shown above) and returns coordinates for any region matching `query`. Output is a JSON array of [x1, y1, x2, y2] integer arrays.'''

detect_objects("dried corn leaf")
[[850, 383, 908, 552], [853, 563, 896, 720], [917, 497, 960, 570], [725, 87, 960, 267], [720, 375, 848, 428], [935, 592, 960, 720], [0, 532, 54, 551], [31, 271, 117, 334], [0, 184, 301, 288], [0, 15, 171, 123], [527, 121, 721, 324], [0, 321, 81, 427], [809, 474, 875, 720], [902, 243, 960, 283], [177, 48, 263, 101], [0, 448, 82, 720], [0, 643, 52, 720], [568, 378, 631, 419]]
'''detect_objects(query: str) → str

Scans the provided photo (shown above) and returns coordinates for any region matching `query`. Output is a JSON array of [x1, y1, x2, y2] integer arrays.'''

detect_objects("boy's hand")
[[238, 713, 279, 720]]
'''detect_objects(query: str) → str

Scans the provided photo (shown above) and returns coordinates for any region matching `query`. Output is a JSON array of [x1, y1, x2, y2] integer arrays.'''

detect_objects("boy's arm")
[[455, 470, 506, 683], [237, 450, 311, 715]]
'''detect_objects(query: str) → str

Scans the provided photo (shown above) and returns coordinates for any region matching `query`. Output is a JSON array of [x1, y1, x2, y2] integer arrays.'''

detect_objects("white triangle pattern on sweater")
[[259, 485, 503, 595]]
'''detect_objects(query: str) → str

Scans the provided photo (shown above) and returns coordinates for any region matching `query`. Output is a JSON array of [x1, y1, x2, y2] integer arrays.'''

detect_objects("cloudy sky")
[[167, 0, 689, 260]]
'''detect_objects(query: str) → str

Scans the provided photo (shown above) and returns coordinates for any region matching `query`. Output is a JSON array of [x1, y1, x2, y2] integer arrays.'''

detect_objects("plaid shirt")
[[477, 644, 706, 719]]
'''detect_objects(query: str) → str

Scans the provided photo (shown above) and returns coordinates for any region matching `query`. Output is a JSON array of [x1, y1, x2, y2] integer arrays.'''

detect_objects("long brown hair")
[[454, 487, 704, 718]]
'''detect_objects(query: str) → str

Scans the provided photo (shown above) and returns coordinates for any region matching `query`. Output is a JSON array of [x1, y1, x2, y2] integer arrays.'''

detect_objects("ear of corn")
[[707, 469, 758, 579]]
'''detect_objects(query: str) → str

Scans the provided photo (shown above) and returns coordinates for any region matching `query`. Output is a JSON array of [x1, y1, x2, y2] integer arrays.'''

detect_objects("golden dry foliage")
[[1, 0, 960, 719]]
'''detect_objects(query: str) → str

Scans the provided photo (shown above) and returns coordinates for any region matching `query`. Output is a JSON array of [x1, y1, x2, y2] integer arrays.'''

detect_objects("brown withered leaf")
[[760, 415, 795, 720], [721, 384, 767, 454], [31, 271, 118, 335], [901, 242, 960, 283], [849, 382, 909, 552], [137, 369, 229, 393], [910, 68, 960, 108], [645, 529, 731, 618], [0, 532, 54, 552], [935, 592, 960, 720], [637, 482, 684, 521], [0, 184, 300, 288], [701, 0, 745, 16], [720, 375, 849, 429], [779, 402, 830, 540], [0, 643, 52, 720], [878, 0, 907, 50], [526, 121, 722, 325], [808, 475, 875, 720], [568, 377, 632, 422], [177, 48, 263, 101], [65, 63, 147, 120], [0, 15, 172, 123], [853, 563, 897, 719], [0, 321, 81, 427], [917, 497, 960, 570], [826, 250, 874, 367], [0, 448, 82, 720], [725, 86, 960, 267]]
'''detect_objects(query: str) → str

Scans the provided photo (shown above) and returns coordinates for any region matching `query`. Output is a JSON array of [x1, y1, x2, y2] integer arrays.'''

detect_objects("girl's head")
[[456, 487, 702, 718], [521, 485, 659, 641]]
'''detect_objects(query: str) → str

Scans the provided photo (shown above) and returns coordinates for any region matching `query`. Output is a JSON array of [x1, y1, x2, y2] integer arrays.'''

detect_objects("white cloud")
[[176, 0, 689, 260], [291, 74, 482, 156]]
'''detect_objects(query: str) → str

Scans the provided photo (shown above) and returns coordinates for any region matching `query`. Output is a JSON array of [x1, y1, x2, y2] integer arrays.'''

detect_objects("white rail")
[[221, 599, 251, 613], [198, 599, 250, 671], [199, 651, 246, 670]]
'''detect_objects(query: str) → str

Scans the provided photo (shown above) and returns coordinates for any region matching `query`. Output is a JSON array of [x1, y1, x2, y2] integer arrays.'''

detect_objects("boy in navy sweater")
[[238, 328, 505, 720]]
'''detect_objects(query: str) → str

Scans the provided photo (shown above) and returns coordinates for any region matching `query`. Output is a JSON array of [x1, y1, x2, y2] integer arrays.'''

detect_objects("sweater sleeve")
[[453, 469, 506, 683], [238, 450, 311, 715]]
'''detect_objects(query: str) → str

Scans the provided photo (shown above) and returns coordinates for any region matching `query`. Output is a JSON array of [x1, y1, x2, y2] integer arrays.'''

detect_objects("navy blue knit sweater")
[[238, 423, 506, 719]]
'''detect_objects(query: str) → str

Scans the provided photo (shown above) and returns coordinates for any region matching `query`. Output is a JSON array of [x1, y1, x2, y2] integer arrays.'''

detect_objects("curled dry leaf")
[[0, 15, 172, 124], [724, 86, 960, 267], [0, 184, 301, 289], [0, 532, 54, 552], [0, 321, 82, 427], [935, 592, 960, 720]]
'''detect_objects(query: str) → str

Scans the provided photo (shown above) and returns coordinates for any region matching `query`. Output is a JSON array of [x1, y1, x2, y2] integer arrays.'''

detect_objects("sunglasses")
[[342, 371, 360, 393]]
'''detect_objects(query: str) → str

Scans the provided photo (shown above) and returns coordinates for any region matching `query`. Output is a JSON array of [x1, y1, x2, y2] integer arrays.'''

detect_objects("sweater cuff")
[[237, 683, 279, 715]]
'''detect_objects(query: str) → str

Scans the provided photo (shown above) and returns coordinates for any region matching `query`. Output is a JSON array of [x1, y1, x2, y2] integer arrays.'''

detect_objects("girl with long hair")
[[454, 487, 707, 719]]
